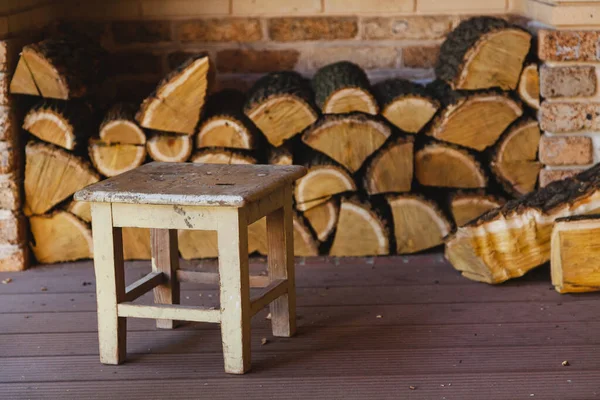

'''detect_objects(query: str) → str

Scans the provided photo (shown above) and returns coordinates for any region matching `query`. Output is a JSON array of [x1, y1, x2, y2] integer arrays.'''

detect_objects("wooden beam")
[[117, 303, 221, 323], [250, 279, 288, 316], [123, 271, 165, 302]]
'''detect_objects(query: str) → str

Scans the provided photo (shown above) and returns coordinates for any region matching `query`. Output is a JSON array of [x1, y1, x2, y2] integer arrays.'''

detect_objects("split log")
[[196, 89, 262, 150], [450, 192, 505, 227], [294, 154, 357, 212], [268, 146, 293, 165], [136, 54, 211, 135], [435, 16, 531, 91], [415, 142, 487, 189], [445, 164, 600, 284], [0, 244, 28, 272], [178, 230, 218, 259], [551, 215, 600, 293], [122, 227, 151, 260], [304, 197, 339, 242], [99, 103, 146, 145], [490, 118, 541, 196], [88, 140, 146, 177], [302, 112, 392, 173], [190, 148, 257, 165], [329, 197, 389, 257], [29, 211, 93, 264], [10, 36, 106, 99], [388, 194, 452, 254], [363, 136, 414, 195], [146, 132, 193, 162], [22, 100, 93, 150], [312, 61, 378, 115], [24, 141, 99, 215], [244, 71, 318, 147], [426, 82, 523, 151], [518, 64, 540, 110], [373, 79, 439, 133], [66, 200, 90, 222]]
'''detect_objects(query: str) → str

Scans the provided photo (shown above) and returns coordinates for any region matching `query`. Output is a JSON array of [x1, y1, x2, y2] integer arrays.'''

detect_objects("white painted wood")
[[124, 271, 164, 302], [117, 303, 221, 323], [111, 203, 222, 230], [250, 279, 288, 316], [217, 208, 251, 374], [151, 229, 180, 329], [91, 203, 127, 365], [266, 185, 296, 337], [245, 188, 285, 225]]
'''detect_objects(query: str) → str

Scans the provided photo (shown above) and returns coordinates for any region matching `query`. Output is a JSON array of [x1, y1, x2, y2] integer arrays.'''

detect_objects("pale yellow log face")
[[415, 146, 486, 189], [555, 227, 600, 293], [366, 141, 413, 195], [90, 144, 146, 177], [10, 57, 40, 96], [22, 49, 69, 99], [294, 166, 355, 210], [100, 121, 146, 145], [30, 211, 92, 263], [197, 118, 249, 149], [330, 201, 388, 257], [451, 198, 502, 227], [324, 88, 379, 115], [518, 64, 540, 110], [147, 134, 193, 162], [304, 198, 339, 242], [122, 227, 151, 260], [23, 111, 74, 150], [383, 97, 438, 133]]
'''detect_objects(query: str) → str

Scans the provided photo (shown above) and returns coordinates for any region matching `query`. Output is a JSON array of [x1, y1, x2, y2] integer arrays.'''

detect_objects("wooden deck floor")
[[1, 253, 599, 399]]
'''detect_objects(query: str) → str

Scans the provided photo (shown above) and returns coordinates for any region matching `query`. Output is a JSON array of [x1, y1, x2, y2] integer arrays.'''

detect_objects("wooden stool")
[[74, 162, 306, 374]]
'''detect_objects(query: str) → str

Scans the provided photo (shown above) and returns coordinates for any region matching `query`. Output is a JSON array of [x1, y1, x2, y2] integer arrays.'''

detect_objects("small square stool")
[[74, 162, 306, 374]]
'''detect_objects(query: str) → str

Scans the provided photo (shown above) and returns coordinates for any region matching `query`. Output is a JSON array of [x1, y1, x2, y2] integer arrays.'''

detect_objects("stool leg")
[[151, 229, 180, 329], [217, 209, 251, 374], [91, 203, 127, 365], [266, 186, 296, 337]]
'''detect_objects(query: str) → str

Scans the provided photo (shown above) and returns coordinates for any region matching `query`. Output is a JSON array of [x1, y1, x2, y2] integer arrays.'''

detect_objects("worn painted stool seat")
[[74, 162, 306, 374]]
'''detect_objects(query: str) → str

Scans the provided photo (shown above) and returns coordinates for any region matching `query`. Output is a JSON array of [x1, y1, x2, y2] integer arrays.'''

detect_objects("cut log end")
[[450, 193, 505, 227], [388, 194, 452, 254], [518, 64, 540, 110], [323, 88, 378, 115], [363, 137, 414, 195], [415, 143, 487, 189], [196, 116, 257, 150], [10, 56, 40, 96], [304, 197, 340, 242], [89, 141, 147, 177], [268, 146, 293, 166], [382, 96, 439, 134], [122, 227, 151, 261], [294, 164, 356, 212], [190, 148, 257, 165], [146, 132, 193, 162], [330, 197, 389, 257], [66, 200, 91, 223], [100, 103, 147, 145]]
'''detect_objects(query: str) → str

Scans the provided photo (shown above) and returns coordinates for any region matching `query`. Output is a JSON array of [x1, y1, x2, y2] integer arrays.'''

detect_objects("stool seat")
[[75, 162, 306, 206]]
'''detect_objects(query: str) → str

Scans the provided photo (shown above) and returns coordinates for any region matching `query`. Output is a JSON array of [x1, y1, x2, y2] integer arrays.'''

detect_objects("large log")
[[373, 79, 439, 133], [490, 118, 541, 196], [88, 140, 146, 177], [22, 100, 93, 150], [426, 81, 522, 151], [10, 36, 106, 99], [329, 197, 390, 257], [445, 164, 600, 284], [302, 112, 392, 173], [363, 136, 414, 195], [303, 197, 339, 242], [29, 211, 93, 263], [190, 148, 257, 165], [196, 89, 263, 150], [99, 103, 146, 145], [388, 194, 452, 254], [244, 71, 318, 147], [312, 61, 378, 115], [24, 141, 99, 216], [136, 54, 211, 135], [435, 16, 531, 91], [450, 192, 505, 227], [146, 132, 193, 162], [518, 64, 540, 110], [415, 142, 487, 189]]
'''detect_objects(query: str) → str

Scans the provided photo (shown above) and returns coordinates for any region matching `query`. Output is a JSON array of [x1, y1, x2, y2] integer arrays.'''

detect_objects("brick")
[[0, 106, 17, 141], [177, 18, 262, 43], [417, 0, 506, 13], [540, 102, 600, 133], [233, 0, 322, 15], [141, 0, 229, 17], [217, 49, 299, 73], [112, 21, 172, 45], [0, 72, 9, 105], [325, 0, 413, 14], [0, 174, 20, 210], [0, 211, 25, 245], [108, 51, 163, 75], [0, 142, 17, 174], [540, 65, 597, 99], [402, 45, 440, 68], [0, 244, 27, 271], [539, 135, 593, 166], [362, 16, 455, 40], [51, 21, 109, 43], [269, 17, 357, 42], [539, 168, 584, 187], [7, 5, 59, 35], [538, 30, 600, 62], [298, 46, 399, 71]]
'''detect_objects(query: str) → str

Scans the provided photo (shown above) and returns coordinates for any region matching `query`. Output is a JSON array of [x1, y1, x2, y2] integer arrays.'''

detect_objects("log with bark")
[[302, 112, 392, 173], [312, 61, 378, 115], [450, 192, 505, 227], [146, 131, 193, 162], [196, 89, 263, 150], [518, 64, 540, 110], [29, 211, 93, 263], [24, 141, 99, 216], [88, 139, 147, 177], [435, 16, 531, 91], [99, 103, 147, 145], [388, 194, 452, 254], [426, 81, 523, 151], [22, 100, 94, 150], [551, 215, 600, 293], [363, 136, 414, 195], [303, 197, 339, 242], [445, 164, 600, 284], [415, 142, 487, 189], [373, 79, 439, 133], [244, 71, 318, 147], [329, 197, 390, 257], [66, 200, 91, 222], [268, 145, 293, 165], [136, 54, 211, 135], [10, 36, 106, 99], [122, 227, 151, 260], [490, 118, 541, 196], [190, 148, 257, 165]]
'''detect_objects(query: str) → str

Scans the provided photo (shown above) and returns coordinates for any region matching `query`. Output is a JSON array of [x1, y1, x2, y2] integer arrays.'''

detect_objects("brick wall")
[[538, 30, 600, 187]]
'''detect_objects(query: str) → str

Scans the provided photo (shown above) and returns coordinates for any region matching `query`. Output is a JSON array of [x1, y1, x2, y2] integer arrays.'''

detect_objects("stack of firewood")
[[10, 16, 542, 264]]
